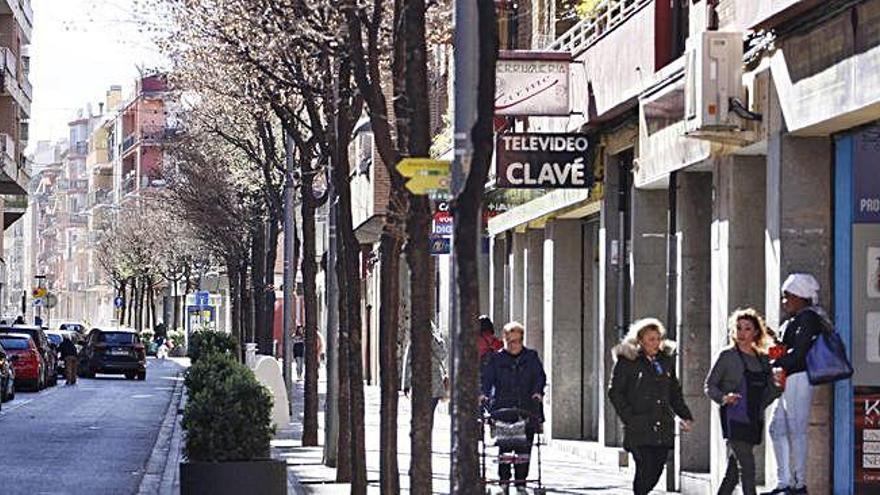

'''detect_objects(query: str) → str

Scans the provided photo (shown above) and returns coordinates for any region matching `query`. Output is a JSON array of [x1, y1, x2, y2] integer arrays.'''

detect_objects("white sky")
[[28, 0, 168, 147]]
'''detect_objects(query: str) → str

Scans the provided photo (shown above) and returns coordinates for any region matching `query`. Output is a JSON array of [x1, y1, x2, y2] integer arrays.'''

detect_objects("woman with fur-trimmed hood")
[[609, 318, 694, 495]]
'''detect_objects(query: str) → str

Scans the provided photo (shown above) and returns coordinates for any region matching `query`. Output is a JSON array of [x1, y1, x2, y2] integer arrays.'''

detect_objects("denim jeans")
[[769, 371, 813, 488]]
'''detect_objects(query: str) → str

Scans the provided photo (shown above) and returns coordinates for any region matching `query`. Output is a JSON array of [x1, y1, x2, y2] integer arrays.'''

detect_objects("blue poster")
[[854, 128, 880, 224], [429, 236, 451, 255]]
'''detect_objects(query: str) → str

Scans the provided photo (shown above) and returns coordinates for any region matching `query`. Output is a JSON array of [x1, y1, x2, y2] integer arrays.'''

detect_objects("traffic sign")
[[195, 290, 210, 307], [114, 296, 124, 309], [396, 158, 451, 195], [45, 293, 58, 309], [32, 287, 47, 299]]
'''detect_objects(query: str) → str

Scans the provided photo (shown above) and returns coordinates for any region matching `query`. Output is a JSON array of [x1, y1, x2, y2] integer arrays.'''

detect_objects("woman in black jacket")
[[609, 318, 693, 495]]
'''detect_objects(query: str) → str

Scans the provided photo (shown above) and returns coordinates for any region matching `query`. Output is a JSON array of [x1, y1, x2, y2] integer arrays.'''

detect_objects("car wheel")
[[137, 372, 146, 381], [124, 372, 135, 380]]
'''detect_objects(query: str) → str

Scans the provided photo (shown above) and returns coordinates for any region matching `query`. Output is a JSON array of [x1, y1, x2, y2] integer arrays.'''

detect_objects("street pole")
[[450, 0, 477, 485], [323, 57, 340, 468], [283, 131, 296, 415]]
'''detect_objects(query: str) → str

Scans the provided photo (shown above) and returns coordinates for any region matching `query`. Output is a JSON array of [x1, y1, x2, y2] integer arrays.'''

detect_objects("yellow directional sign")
[[396, 158, 450, 177], [396, 158, 451, 195], [32, 287, 47, 299]]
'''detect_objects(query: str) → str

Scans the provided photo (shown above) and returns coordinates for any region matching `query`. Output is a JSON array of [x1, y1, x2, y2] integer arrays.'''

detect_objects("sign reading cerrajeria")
[[495, 51, 571, 116], [495, 133, 594, 189]]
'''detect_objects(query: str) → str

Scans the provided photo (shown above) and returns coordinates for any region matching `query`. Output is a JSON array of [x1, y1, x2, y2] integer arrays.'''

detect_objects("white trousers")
[[768, 371, 813, 488]]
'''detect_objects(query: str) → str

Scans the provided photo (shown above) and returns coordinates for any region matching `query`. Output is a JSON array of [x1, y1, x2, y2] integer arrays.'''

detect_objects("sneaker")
[[790, 486, 808, 494], [760, 488, 791, 495]]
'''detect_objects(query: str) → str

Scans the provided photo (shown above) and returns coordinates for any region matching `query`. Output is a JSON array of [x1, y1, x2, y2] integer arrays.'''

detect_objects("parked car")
[[79, 328, 146, 380], [0, 340, 15, 403], [0, 325, 57, 387], [46, 330, 80, 376], [58, 322, 87, 336], [0, 334, 44, 391]]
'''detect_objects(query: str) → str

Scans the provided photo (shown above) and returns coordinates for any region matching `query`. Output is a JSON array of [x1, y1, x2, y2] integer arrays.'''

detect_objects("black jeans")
[[631, 445, 670, 495], [498, 431, 535, 485], [718, 440, 757, 495]]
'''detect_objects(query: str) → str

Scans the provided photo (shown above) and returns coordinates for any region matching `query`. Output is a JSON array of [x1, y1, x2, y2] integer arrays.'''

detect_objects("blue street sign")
[[195, 291, 210, 306], [429, 236, 451, 255], [114, 296, 124, 309]]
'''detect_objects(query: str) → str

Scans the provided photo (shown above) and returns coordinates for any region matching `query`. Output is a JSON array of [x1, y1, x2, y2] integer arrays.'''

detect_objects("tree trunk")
[[126, 278, 135, 327], [119, 281, 127, 326], [334, 235, 351, 482], [227, 260, 242, 360], [252, 218, 270, 353], [451, 0, 498, 491], [378, 220, 403, 494], [397, 0, 434, 487], [301, 186, 320, 446], [266, 213, 280, 348]]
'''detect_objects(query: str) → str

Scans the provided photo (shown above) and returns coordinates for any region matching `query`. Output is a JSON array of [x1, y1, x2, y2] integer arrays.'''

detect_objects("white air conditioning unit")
[[684, 31, 744, 138]]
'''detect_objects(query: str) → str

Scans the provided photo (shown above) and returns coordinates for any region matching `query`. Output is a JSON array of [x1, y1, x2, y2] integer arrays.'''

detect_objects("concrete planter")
[[180, 459, 286, 495]]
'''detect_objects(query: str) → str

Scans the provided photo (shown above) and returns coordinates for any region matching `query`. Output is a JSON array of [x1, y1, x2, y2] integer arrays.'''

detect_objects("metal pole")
[[665, 171, 679, 492], [323, 56, 340, 467], [451, 0, 477, 483], [283, 131, 296, 415]]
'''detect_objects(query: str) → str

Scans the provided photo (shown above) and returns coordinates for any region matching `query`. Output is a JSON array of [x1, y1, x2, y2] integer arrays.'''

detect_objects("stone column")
[[524, 228, 545, 359], [711, 154, 767, 489], [510, 232, 526, 323], [765, 131, 833, 493], [542, 219, 583, 440], [490, 234, 507, 330], [630, 188, 668, 321], [676, 172, 713, 472]]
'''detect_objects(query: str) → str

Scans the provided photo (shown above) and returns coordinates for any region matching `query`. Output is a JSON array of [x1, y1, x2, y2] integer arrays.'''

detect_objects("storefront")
[[834, 125, 880, 494]]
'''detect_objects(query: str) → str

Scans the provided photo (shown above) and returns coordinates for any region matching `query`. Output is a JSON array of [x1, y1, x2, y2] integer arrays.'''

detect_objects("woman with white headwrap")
[[763, 273, 832, 495]]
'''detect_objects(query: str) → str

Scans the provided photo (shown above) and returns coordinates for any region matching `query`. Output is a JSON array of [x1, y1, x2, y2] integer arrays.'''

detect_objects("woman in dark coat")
[[480, 321, 546, 491], [609, 318, 693, 495]]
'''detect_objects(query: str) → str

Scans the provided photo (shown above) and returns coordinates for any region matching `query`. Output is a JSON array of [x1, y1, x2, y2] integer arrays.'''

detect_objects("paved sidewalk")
[[139, 357, 190, 495], [272, 380, 675, 494]]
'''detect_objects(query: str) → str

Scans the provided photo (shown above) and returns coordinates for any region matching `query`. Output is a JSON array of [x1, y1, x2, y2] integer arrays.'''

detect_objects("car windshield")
[[0, 338, 29, 350], [47, 334, 62, 346], [98, 332, 137, 345]]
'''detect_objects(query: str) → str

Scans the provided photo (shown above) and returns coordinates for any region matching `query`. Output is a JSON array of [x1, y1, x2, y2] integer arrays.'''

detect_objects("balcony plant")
[[179, 352, 285, 495]]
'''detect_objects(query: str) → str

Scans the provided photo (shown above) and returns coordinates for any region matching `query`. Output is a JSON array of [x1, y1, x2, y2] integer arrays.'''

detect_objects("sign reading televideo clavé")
[[495, 133, 594, 189]]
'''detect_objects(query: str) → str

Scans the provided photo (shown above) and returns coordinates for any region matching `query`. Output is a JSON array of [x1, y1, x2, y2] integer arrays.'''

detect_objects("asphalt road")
[[0, 357, 183, 495]]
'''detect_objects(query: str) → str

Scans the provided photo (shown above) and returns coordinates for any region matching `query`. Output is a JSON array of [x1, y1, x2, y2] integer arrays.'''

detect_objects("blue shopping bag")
[[806, 329, 853, 385]]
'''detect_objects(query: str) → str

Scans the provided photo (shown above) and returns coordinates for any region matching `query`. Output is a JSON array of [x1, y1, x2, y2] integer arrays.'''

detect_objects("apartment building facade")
[[0, 0, 32, 312], [480, 0, 880, 493]]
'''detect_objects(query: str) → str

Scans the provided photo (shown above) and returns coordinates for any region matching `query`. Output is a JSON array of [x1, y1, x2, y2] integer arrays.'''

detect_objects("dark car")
[[46, 330, 79, 376], [0, 326, 57, 387], [79, 328, 146, 380], [0, 334, 44, 391], [0, 340, 15, 403]]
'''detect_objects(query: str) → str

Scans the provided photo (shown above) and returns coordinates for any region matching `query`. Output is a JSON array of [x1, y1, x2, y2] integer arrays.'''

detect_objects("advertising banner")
[[495, 51, 571, 116], [856, 387, 880, 493], [854, 128, 880, 223], [495, 133, 594, 189]]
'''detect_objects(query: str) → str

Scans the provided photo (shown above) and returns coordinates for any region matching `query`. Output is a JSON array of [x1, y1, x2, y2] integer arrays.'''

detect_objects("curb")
[[137, 364, 186, 495]]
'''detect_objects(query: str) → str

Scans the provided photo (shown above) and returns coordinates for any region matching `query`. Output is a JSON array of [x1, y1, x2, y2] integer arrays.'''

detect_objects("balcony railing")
[[122, 172, 136, 194], [0, 133, 14, 161], [122, 134, 135, 154], [1, 48, 15, 79], [548, 0, 651, 54], [87, 188, 112, 208]]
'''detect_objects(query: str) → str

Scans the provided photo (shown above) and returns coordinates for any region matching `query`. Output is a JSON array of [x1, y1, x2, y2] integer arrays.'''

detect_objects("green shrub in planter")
[[187, 330, 239, 364], [182, 353, 274, 462]]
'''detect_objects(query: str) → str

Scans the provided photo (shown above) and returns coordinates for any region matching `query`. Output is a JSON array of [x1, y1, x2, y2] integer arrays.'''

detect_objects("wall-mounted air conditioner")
[[684, 31, 744, 138]]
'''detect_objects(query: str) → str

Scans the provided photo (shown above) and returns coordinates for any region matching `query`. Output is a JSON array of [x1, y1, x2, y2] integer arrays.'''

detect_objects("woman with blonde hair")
[[705, 308, 783, 495], [609, 318, 693, 495]]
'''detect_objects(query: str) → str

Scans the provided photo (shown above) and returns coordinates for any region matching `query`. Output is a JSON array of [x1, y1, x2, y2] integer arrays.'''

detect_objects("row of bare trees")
[[140, 0, 500, 492]]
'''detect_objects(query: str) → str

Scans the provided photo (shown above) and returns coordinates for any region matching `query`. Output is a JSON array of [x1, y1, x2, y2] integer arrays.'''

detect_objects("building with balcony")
[[114, 74, 172, 202], [470, 1, 880, 493]]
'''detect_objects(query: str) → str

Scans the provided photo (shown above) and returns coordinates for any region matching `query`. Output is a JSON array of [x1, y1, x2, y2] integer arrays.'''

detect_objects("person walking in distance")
[[609, 318, 694, 495], [764, 273, 831, 495], [292, 326, 305, 381], [706, 309, 783, 495], [60, 335, 78, 385], [480, 321, 546, 492], [477, 315, 503, 369]]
